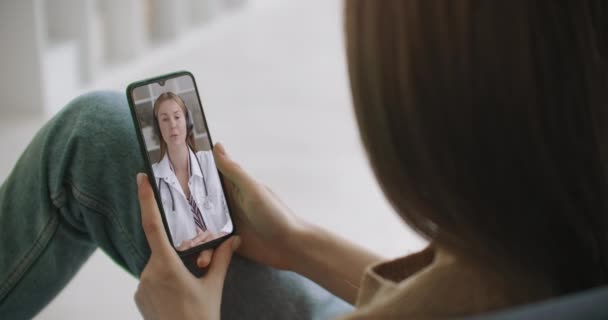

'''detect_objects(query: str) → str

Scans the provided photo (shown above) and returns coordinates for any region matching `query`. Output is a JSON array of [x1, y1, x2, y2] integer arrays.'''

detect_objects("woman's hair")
[[345, 0, 608, 294], [153, 92, 197, 159]]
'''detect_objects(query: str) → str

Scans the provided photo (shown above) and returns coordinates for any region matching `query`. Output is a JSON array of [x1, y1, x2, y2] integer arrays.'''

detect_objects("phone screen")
[[128, 72, 233, 252]]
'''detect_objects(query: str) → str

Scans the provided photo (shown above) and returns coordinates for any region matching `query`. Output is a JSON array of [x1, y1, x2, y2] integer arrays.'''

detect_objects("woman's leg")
[[0, 91, 351, 319]]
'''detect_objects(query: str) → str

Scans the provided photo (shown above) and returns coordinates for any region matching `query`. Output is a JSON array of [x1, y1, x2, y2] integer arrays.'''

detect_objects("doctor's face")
[[156, 99, 188, 148]]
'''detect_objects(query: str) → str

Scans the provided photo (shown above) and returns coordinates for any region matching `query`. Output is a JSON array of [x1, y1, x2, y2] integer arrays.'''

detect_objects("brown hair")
[[153, 92, 197, 159], [345, 0, 608, 294]]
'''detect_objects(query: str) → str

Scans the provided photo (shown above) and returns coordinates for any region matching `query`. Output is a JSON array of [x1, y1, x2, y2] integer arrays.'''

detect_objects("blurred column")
[[41, 41, 79, 115], [150, 0, 187, 43], [101, 0, 146, 63], [0, 0, 45, 114], [45, 0, 99, 83], [189, 0, 223, 26], [224, 0, 247, 10]]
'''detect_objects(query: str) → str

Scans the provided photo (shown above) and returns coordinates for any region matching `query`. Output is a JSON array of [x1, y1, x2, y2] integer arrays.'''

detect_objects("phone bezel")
[[126, 70, 236, 257]]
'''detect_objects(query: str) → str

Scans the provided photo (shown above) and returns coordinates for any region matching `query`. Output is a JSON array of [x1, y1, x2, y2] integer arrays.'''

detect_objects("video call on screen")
[[131, 75, 233, 251]]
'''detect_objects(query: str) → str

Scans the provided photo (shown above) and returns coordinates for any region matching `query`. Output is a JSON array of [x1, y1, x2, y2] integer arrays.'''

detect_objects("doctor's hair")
[[345, 0, 608, 295], [153, 92, 197, 159]]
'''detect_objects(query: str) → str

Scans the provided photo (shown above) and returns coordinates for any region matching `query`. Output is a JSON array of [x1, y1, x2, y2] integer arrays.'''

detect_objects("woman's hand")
[[213, 143, 307, 271], [135, 173, 240, 320], [213, 144, 383, 304]]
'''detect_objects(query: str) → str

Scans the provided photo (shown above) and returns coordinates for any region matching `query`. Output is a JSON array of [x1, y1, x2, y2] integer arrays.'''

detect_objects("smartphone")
[[126, 71, 235, 276]]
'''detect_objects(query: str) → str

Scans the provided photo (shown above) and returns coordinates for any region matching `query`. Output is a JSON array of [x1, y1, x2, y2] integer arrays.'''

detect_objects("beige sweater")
[[341, 246, 553, 319]]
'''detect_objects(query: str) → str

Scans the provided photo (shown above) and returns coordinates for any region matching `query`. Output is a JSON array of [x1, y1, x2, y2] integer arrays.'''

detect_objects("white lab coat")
[[152, 149, 233, 247]]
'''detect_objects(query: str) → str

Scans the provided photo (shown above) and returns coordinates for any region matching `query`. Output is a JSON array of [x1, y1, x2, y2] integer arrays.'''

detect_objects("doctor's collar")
[[153, 153, 173, 180], [188, 148, 205, 179], [154, 147, 205, 180]]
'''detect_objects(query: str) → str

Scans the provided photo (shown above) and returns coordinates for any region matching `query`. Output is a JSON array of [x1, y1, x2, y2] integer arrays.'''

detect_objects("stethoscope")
[[157, 148, 212, 212]]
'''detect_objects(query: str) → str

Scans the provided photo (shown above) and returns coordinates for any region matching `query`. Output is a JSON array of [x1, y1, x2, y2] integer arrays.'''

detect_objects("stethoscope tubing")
[[157, 150, 210, 212]]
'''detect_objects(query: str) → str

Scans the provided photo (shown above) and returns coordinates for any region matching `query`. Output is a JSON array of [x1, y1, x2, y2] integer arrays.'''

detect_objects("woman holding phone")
[[2, 0, 607, 319], [151, 92, 232, 251], [135, 1, 608, 319], [0, 89, 349, 319]]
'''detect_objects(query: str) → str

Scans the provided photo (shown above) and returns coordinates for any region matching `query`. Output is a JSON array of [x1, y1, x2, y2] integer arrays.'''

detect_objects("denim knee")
[[50, 91, 145, 183], [46, 91, 150, 273], [59, 91, 139, 159]]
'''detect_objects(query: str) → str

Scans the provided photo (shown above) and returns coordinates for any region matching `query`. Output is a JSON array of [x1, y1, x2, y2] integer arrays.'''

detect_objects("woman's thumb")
[[213, 143, 255, 189]]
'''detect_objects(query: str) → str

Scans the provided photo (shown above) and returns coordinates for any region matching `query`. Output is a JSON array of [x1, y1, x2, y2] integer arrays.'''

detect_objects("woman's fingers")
[[176, 241, 191, 251], [137, 173, 175, 258], [176, 230, 215, 253], [192, 230, 214, 245]]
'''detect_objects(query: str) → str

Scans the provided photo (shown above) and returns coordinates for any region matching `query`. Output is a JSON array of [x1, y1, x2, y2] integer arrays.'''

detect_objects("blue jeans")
[[0, 92, 351, 319]]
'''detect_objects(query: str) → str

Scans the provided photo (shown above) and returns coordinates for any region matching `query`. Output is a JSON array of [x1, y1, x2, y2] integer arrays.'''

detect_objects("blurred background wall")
[[0, 0, 426, 319], [0, 0, 248, 116]]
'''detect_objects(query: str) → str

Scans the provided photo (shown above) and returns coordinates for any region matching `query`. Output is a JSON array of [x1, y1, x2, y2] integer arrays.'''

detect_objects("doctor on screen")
[[150, 92, 232, 251]]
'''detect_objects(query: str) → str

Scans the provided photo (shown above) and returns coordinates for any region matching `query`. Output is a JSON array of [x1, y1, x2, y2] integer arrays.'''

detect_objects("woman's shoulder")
[[151, 155, 171, 178], [344, 248, 553, 319], [151, 155, 167, 169], [152, 154, 168, 168], [194, 150, 214, 161]]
